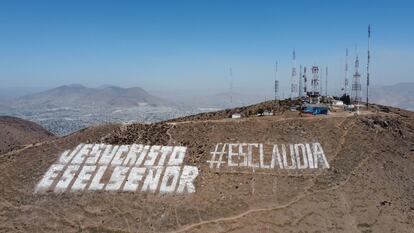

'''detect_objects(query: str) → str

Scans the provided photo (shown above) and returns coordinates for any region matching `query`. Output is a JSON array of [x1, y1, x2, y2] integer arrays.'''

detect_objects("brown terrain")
[[0, 116, 55, 154], [0, 103, 413, 232]]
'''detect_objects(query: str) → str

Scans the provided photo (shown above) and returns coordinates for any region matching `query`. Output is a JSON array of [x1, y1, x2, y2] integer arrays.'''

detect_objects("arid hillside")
[[0, 104, 413, 232], [0, 116, 55, 154]]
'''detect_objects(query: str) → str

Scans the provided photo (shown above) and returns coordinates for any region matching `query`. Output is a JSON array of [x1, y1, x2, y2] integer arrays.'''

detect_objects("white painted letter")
[[159, 166, 180, 193], [271, 145, 284, 169], [105, 166, 130, 191], [135, 145, 150, 166], [122, 144, 143, 166], [177, 166, 198, 193], [85, 144, 105, 165], [72, 166, 96, 191], [143, 146, 161, 166], [228, 143, 239, 167], [157, 146, 173, 166], [58, 144, 84, 164], [306, 144, 314, 168], [295, 144, 308, 169], [123, 167, 146, 192], [89, 165, 108, 191], [111, 145, 130, 166], [312, 143, 330, 169], [98, 145, 119, 165], [282, 144, 297, 169], [247, 144, 260, 168], [168, 146, 187, 166], [141, 166, 163, 192], [259, 144, 270, 169], [35, 164, 64, 193], [71, 144, 93, 164], [238, 143, 248, 167], [55, 165, 80, 193]]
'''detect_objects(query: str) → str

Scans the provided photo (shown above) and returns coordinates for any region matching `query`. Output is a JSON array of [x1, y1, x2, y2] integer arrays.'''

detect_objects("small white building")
[[263, 110, 273, 116], [231, 113, 242, 119], [332, 100, 344, 106]]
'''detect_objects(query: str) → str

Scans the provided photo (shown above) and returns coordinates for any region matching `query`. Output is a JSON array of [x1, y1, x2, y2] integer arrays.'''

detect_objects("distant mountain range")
[[0, 84, 197, 135], [370, 82, 414, 111], [5, 84, 170, 109]]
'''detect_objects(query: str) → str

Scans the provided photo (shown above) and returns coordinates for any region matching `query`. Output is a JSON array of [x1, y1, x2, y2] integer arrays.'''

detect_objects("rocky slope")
[[0, 116, 55, 154], [0, 104, 413, 232]]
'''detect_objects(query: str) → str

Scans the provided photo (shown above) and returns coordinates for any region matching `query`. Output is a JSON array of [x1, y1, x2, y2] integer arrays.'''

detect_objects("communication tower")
[[366, 25, 371, 108], [320, 65, 323, 96], [299, 65, 303, 97], [229, 67, 233, 105], [274, 61, 279, 102], [325, 67, 328, 96], [352, 55, 362, 113], [303, 67, 307, 95], [290, 50, 298, 99], [310, 66, 320, 96], [344, 48, 349, 95]]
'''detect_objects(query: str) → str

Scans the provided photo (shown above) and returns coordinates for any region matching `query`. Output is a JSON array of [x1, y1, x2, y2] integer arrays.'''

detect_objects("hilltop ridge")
[[0, 103, 413, 232], [0, 116, 54, 154]]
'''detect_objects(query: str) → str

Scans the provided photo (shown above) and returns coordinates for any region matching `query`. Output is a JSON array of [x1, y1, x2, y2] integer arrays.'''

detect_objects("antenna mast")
[[325, 66, 328, 96], [229, 67, 233, 106], [303, 67, 307, 95], [274, 61, 279, 102], [344, 48, 349, 96], [320, 65, 323, 96], [299, 65, 303, 98], [366, 25, 371, 108], [311, 66, 319, 96], [352, 52, 362, 114], [290, 49, 298, 99]]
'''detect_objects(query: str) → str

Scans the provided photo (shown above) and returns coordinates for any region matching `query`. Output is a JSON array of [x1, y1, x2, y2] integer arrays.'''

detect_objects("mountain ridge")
[[12, 84, 169, 108]]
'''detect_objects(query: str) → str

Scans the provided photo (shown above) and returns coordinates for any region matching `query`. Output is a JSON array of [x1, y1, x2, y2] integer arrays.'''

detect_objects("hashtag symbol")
[[207, 143, 227, 169]]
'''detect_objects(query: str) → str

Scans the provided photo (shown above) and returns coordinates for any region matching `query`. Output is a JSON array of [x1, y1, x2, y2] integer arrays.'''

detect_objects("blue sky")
[[0, 0, 413, 97]]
